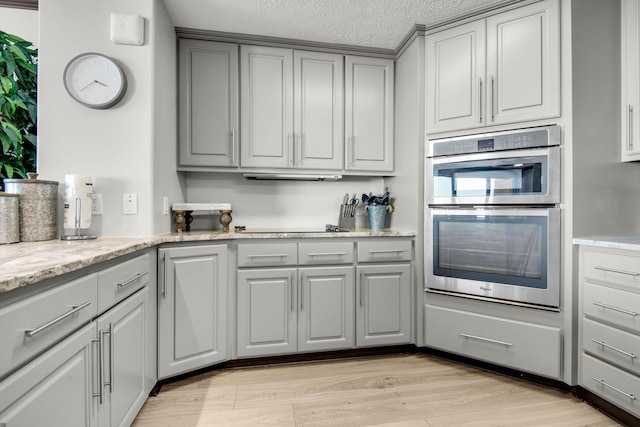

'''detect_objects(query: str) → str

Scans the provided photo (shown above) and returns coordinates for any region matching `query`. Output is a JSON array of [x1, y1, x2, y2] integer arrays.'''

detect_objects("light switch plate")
[[110, 13, 144, 46]]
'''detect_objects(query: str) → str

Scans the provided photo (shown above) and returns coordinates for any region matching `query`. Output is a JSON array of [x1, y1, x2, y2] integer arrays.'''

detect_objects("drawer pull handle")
[[460, 333, 513, 347], [591, 377, 636, 401], [593, 302, 638, 317], [594, 266, 640, 277], [368, 249, 406, 254], [117, 271, 148, 288], [308, 252, 346, 257], [592, 339, 637, 359], [248, 254, 289, 259], [25, 301, 92, 338]]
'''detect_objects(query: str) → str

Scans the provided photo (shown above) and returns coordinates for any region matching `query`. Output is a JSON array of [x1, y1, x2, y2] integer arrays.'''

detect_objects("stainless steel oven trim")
[[427, 146, 561, 206], [425, 207, 561, 309]]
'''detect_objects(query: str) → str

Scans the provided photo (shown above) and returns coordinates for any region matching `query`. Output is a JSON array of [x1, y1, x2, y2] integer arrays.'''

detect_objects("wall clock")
[[63, 52, 127, 109]]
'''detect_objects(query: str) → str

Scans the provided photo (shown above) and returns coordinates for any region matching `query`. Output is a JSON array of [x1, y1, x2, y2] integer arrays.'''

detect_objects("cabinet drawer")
[[425, 304, 561, 379], [583, 282, 640, 334], [298, 241, 354, 265], [581, 353, 640, 417], [583, 318, 640, 377], [0, 274, 98, 379], [97, 253, 150, 313], [237, 243, 297, 267], [357, 239, 412, 263], [584, 249, 640, 291]]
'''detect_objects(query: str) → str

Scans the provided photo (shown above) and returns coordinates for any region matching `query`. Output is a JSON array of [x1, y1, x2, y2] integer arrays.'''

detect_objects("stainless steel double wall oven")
[[425, 125, 561, 309]]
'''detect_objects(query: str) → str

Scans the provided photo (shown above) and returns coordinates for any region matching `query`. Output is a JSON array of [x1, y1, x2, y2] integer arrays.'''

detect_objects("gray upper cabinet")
[[178, 39, 239, 168], [345, 56, 395, 172], [240, 45, 344, 170], [426, 0, 560, 134], [622, 0, 640, 162]]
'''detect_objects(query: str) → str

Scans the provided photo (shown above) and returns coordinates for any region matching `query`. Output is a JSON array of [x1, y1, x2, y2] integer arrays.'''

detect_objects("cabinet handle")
[[460, 333, 513, 347], [478, 78, 483, 123], [490, 76, 495, 122], [308, 252, 346, 257], [300, 272, 305, 311], [628, 105, 634, 151], [161, 252, 167, 299], [101, 325, 114, 393], [594, 265, 640, 276], [593, 302, 638, 317], [289, 132, 294, 167], [231, 129, 237, 165], [359, 272, 364, 307], [368, 249, 406, 254], [591, 377, 636, 401], [290, 272, 295, 312], [25, 301, 92, 338], [349, 136, 355, 167], [591, 339, 637, 359], [248, 254, 289, 259], [116, 271, 148, 288], [92, 332, 104, 405]]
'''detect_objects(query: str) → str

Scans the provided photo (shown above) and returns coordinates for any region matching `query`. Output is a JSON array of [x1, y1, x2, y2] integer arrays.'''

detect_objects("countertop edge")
[[0, 229, 415, 295], [573, 237, 640, 252]]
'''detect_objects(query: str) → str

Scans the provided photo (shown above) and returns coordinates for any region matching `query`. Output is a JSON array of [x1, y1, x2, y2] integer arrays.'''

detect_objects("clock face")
[[63, 53, 127, 109]]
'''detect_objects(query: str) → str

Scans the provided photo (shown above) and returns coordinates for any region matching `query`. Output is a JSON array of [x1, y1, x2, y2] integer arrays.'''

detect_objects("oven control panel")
[[428, 125, 560, 157]]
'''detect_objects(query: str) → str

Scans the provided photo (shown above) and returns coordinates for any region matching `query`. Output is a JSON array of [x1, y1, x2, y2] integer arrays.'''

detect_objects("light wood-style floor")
[[132, 353, 621, 427]]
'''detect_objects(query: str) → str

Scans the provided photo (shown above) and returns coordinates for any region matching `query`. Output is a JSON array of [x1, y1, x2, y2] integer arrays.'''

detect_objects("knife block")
[[338, 204, 355, 231]]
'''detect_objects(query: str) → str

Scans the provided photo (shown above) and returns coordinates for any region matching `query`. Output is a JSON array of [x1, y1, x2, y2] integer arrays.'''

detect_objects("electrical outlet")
[[123, 193, 138, 215], [91, 193, 103, 215]]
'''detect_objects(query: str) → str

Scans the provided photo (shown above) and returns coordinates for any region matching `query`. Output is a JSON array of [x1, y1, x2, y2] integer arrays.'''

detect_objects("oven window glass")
[[433, 155, 547, 198], [433, 214, 548, 289]]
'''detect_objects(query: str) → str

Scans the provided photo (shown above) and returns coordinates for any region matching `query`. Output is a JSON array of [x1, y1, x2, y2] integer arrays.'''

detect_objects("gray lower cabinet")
[[158, 244, 228, 379], [236, 266, 354, 357], [356, 264, 411, 347], [0, 251, 155, 427]]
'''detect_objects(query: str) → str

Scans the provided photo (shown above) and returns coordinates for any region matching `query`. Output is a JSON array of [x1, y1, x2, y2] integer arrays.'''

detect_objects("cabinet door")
[[237, 268, 297, 357], [345, 56, 394, 172], [158, 245, 228, 379], [356, 264, 411, 347], [426, 20, 486, 134], [622, 0, 640, 161], [486, 0, 560, 125], [294, 51, 344, 170], [179, 39, 239, 167], [298, 266, 355, 352], [0, 323, 96, 427], [240, 45, 294, 168], [96, 288, 148, 427]]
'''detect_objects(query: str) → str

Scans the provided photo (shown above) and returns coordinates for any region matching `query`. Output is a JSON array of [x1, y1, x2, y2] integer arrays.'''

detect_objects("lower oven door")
[[427, 207, 560, 308]]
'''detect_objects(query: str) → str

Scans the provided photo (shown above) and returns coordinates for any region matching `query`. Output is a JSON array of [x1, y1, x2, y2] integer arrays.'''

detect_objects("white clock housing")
[[63, 53, 127, 109]]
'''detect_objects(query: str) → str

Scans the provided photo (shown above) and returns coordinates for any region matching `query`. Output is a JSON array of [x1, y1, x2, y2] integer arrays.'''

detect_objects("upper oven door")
[[427, 146, 560, 206]]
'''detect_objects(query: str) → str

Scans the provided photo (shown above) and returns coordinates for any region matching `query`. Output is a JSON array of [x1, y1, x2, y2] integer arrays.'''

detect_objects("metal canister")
[[3, 173, 59, 241], [0, 192, 20, 244]]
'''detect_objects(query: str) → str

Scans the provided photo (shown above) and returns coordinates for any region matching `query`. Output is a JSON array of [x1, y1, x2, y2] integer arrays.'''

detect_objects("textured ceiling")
[[162, 0, 513, 49]]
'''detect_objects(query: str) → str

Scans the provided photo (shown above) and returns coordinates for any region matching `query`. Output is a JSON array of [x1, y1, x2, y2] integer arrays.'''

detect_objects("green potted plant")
[[0, 30, 37, 191]]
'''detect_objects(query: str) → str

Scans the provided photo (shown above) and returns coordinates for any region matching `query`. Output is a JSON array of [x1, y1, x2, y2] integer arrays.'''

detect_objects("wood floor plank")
[[134, 354, 623, 427]]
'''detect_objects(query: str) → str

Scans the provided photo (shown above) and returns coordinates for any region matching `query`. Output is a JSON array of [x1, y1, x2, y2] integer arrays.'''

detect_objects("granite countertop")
[[573, 236, 640, 252], [0, 229, 415, 295]]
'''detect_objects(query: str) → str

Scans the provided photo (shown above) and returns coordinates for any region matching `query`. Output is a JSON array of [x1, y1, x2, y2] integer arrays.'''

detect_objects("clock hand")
[[80, 80, 107, 91]]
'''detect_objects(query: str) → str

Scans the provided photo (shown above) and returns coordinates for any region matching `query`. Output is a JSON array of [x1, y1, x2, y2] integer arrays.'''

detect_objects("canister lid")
[[3, 172, 59, 185]]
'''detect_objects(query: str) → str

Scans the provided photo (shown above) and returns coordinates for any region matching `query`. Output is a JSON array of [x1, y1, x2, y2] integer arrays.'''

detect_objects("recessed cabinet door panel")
[[0, 323, 96, 427], [486, 0, 559, 125], [345, 56, 394, 172], [426, 20, 486, 133], [237, 268, 297, 357], [179, 39, 239, 167], [158, 245, 227, 379], [622, 0, 640, 161], [294, 51, 344, 170], [298, 266, 355, 352], [241, 46, 294, 168], [356, 264, 411, 347]]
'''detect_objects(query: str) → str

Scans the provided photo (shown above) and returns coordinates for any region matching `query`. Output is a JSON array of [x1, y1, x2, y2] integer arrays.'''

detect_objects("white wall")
[[0, 7, 38, 46], [37, 0, 179, 236]]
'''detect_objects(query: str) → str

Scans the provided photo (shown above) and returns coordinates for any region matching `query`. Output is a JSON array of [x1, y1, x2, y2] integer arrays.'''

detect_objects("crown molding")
[[0, 0, 37, 10]]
